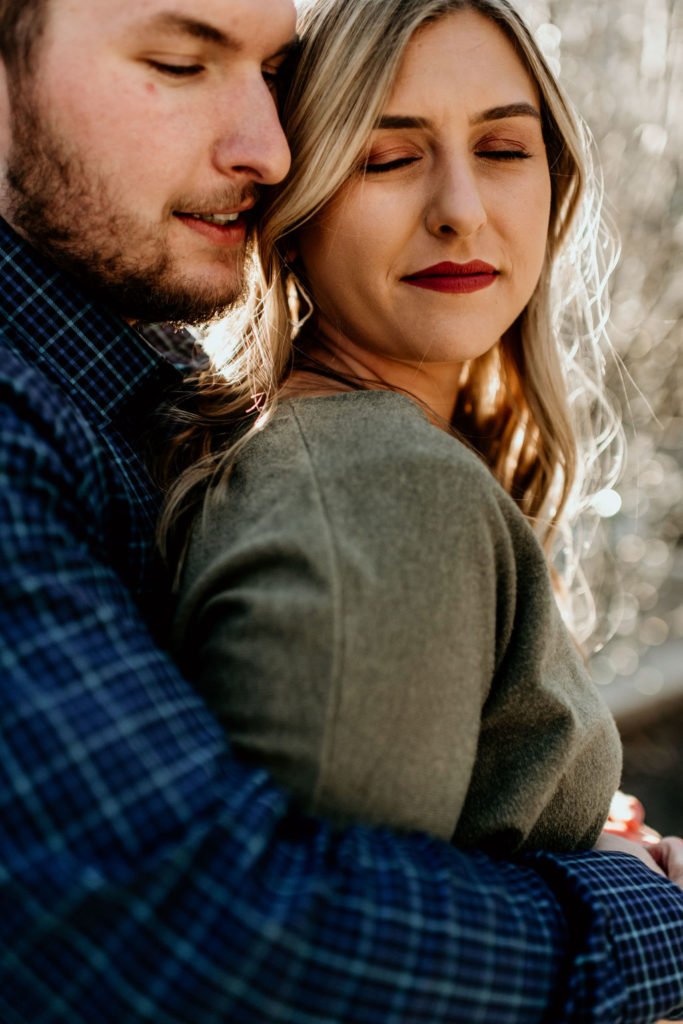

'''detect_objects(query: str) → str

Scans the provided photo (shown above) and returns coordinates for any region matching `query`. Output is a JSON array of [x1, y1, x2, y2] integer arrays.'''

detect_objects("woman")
[[159, 0, 627, 855]]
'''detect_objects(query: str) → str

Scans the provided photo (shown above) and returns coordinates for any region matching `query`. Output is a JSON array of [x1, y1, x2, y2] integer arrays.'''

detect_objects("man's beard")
[[3, 86, 252, 324]]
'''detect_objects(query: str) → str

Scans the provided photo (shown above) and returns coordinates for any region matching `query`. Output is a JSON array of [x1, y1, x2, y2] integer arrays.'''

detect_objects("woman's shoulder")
[[274, 390, 548, 569], [268, 389, 481, 462], [184, 389, 541, 629], [267, 389, 506, 506]]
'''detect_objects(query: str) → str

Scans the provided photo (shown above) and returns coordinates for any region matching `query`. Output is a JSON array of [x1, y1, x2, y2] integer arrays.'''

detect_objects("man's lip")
[[403, 260, 497, 278], [173, 210, 249, 247], [174, 199, 257, 218], [174, 211, 251, 223]]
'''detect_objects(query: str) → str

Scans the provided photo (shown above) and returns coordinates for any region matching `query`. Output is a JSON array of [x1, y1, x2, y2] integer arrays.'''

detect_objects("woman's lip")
[[404, 260, 497, 277], [402, 260, 499, 294], [404, 274, 497, 294]]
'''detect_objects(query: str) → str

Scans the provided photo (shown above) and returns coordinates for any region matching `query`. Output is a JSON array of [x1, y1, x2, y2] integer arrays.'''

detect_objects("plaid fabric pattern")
[[0, 216, 682, 1024]]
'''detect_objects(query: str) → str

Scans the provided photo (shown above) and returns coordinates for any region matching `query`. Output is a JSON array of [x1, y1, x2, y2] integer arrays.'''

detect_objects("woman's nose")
[[425, 156, 487, 239]]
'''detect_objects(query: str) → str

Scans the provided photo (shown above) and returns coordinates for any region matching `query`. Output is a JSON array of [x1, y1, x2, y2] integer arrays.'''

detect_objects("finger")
[[608, 791, 646, 826], [637, 823, 662, 844], [649, 837, 683, 885], [602, 820, 661, 843]]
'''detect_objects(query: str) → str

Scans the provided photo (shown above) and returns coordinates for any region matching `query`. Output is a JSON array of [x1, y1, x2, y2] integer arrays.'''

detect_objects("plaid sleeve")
[[1, 380, 682, 1024]]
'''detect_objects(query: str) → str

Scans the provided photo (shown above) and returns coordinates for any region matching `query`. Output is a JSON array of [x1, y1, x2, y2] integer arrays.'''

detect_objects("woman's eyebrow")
[[374, 114, 431, 130], [470, 102, 542, 125], [375, 103, 541, 132]]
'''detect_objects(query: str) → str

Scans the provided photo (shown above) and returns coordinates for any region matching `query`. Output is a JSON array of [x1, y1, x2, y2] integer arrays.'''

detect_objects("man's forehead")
[[45, 0, 296, 52]]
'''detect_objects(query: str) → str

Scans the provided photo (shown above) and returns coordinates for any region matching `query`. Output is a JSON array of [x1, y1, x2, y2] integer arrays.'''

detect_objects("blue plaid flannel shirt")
[[1, 215, 682, 1024]]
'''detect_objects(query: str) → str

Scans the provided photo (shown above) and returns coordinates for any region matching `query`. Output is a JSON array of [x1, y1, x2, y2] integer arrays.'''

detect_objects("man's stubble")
[[3, 81, 251, 324]]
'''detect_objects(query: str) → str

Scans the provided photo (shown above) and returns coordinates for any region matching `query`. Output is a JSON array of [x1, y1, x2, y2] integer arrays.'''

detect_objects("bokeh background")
[[518, 0, 682, 833]]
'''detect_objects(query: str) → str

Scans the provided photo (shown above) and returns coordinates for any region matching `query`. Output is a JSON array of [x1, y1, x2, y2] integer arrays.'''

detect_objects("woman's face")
[[296, 8, 552, 381]]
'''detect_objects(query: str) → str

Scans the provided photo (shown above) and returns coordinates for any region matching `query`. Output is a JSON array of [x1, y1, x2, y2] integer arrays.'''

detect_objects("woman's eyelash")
[[148, 61, 204, 77], [478, 150, 532, 160], [364, 156, 419, 174], [363, 149, 532, 173]]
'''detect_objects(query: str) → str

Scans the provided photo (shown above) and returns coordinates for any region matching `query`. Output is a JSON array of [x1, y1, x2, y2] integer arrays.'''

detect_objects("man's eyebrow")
[[140, 12, 240, 49], [139, 13, 298, 63], [470, 102, 542, 125]]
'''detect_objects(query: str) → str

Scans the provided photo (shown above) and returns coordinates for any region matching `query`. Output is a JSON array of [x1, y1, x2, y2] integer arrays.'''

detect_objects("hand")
[[594, 831, 667, 876], [649, 836, 683, 889], [603, 790, 661, 845], [594, 826, 683, 1024]]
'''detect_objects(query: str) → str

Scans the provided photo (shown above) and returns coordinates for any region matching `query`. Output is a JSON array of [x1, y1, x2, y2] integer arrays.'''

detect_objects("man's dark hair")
[[0, 0, 49, 72]]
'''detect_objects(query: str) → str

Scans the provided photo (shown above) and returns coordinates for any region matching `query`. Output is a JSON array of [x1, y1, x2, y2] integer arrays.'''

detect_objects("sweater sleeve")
[[174, 393, 621, 851]]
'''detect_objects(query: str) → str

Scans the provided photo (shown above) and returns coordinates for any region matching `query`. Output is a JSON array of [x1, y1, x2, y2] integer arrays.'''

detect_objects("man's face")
[[0, 0, 296, 322]]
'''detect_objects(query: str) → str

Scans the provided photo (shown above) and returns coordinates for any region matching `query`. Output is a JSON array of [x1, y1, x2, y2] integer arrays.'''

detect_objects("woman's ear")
[[281, 229, 300, 268]]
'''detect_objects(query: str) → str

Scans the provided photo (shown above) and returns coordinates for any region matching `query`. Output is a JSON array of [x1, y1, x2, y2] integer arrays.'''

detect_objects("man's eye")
[[262, 67, 279, 93], [147, 61, 204, 77]]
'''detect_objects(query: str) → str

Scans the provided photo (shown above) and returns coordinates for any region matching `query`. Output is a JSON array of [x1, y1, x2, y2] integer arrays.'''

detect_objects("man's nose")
[[212, 78, 291, 185]]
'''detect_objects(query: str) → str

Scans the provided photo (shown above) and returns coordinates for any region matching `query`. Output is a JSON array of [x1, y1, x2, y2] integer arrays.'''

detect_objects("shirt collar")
[[0, 216, 185, 428]]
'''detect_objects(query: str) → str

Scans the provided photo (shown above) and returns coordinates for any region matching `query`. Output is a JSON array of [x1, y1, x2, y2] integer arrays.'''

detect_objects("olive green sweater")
[[173, 390, 621, 854]]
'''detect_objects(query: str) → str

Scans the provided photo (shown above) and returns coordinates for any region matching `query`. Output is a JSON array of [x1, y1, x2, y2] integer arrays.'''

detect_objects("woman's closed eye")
[[364, 154, 420, 174], [477, 147, 532, 161], [475, 133, 537, 162], [364, 142, 536, 174]]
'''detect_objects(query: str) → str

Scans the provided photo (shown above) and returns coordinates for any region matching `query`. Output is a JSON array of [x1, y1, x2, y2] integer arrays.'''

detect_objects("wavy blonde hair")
[[158, 0, 622, 644]]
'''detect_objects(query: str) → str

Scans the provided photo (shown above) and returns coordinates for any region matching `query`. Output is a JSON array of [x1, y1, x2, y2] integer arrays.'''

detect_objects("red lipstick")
[[403, 260, 498, 294]]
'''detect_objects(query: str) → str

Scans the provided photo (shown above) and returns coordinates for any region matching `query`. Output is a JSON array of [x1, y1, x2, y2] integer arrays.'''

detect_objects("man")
[[0, 1, 681, 1021]]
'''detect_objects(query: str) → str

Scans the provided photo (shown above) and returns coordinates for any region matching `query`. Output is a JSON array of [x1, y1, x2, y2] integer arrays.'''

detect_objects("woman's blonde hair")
[[158, 0, 622, 644]]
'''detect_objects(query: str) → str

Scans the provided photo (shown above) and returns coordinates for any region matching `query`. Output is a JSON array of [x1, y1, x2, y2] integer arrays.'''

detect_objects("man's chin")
[[132, 244, 250, 325], [117, 284, 242, 326], [70, 258, 246, 325], [11, 205, 248, 324]]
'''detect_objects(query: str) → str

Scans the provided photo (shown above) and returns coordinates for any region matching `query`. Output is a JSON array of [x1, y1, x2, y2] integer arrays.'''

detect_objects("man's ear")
[[0, 59, 12, 220], [0, 58, 11, 173]]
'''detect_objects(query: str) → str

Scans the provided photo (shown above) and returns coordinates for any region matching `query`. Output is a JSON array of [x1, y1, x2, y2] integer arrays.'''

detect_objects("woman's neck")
[[287, 321, 464, 429]]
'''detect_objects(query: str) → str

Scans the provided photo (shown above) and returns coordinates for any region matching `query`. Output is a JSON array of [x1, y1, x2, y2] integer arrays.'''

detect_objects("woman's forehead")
[[384, 8, 540, 118]]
